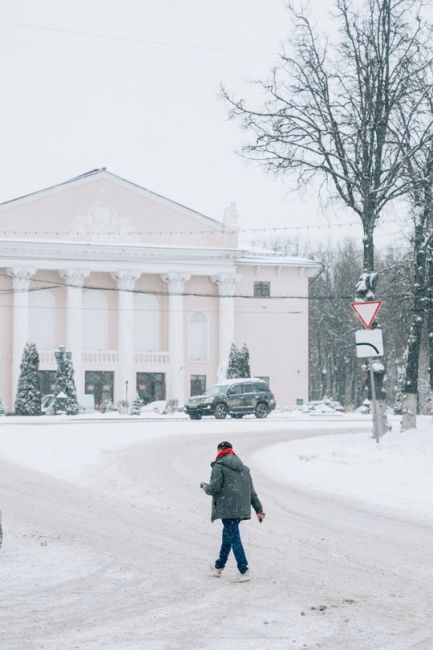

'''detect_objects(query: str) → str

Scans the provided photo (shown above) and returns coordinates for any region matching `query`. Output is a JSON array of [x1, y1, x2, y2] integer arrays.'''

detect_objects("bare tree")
[[308, 240, 364, 406], [399, 100, 433, 428], [223, 0, 432, 279], [224, 0, 433, 431]]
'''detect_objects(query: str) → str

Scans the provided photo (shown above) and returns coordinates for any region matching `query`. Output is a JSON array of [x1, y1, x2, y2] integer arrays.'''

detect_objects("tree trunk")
[[401, 213, 426, 431], [362, 227, 375, 274], [401, 393, 418, 431], [427, 244, 433, 393]]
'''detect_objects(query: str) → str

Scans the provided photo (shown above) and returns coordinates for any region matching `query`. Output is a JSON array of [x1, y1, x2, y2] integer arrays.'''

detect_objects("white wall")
[[29, 289, 56, 350], [82, 289, 109, 350], [134, 293, 159, 351]]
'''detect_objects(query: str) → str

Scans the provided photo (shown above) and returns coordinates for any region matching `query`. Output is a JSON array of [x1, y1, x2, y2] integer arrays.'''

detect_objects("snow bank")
[[0, 416, 369, 483], [253, 416, 433, 524]]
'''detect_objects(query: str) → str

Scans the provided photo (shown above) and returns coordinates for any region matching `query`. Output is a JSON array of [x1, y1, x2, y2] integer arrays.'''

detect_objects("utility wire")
[[0, 221, 361, 236], [119, 0, 287, 20], [2, 277, 313, 299], [0, 18, 274, 56], [0, 276, 370, 301]]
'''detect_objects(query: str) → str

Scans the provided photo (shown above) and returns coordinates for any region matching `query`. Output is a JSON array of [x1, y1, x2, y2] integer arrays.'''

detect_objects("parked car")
[[41, 394, 56, 414], [184, 378, 276, 420]]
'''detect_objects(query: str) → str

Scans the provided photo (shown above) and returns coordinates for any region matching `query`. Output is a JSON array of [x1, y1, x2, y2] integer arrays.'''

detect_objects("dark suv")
[[184, 379, 276, 420]]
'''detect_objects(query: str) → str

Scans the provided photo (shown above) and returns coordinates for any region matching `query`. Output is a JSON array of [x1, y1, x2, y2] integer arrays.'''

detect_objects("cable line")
[[120, 0, 286, 20], [0, 18, 274, 56], [0, 276, 374, 301]]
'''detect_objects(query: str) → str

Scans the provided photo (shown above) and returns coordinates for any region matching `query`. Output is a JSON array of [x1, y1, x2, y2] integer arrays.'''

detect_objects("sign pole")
[[352, 300, 385, 441], [369, 359, 380, 443]]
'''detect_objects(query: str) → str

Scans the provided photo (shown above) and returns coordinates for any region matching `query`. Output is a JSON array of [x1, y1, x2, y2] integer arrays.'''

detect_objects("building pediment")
[[0, 169, 237, 249]]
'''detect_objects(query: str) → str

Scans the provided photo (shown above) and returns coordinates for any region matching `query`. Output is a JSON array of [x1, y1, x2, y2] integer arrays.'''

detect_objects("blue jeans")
[[215, 518, 248, 574]]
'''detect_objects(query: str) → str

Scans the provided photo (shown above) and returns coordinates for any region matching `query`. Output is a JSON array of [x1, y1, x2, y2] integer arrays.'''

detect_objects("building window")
[[190, 375, 206, 396], [188, 312, 208, 361], [254, 281, 271, 297], [136, 372, 166, 403], [85, 371, 114, 409]]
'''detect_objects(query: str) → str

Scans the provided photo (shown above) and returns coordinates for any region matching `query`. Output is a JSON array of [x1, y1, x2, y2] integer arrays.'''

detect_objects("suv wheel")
[[214, 403, 228, 419], [255, 402, 268, 419]]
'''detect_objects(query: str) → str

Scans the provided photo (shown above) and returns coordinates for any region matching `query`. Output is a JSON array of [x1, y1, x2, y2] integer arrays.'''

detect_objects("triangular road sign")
[[350, 300, 383, 329]]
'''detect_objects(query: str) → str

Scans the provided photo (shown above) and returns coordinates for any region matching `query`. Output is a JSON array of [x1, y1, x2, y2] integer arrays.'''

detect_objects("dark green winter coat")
[[204, 453, 263, 522]]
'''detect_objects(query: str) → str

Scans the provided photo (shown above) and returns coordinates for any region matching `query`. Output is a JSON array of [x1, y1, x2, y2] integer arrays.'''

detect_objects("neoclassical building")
[[0, 169, 320, 411]]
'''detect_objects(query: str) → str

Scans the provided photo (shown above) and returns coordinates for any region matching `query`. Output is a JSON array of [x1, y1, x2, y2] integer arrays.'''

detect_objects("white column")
[[7, 266, 37, 403], [212, 273, 237, 381], [59, 269, 90, 398], [161, 273, 190, 404], [112, 271, 141, 405]]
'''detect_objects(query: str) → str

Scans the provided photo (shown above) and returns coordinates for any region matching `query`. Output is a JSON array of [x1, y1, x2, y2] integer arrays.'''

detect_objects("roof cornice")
[[0, 237, 243, 265]]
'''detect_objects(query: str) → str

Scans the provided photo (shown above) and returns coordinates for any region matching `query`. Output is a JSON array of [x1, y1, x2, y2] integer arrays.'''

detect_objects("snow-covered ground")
[[254, 416, 433, 525], [1, 414, 433, 649]]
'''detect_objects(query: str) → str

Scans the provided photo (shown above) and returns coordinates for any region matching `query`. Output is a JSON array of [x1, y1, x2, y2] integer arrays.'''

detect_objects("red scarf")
[[216, 448, 235, 460]]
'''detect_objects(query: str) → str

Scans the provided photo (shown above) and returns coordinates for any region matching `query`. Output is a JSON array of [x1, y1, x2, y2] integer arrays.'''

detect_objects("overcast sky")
[[0, 0, 421, 248]]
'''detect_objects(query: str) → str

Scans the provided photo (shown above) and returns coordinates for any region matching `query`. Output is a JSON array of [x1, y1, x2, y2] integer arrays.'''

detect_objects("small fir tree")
[[227, 343, 241, 378], [226, 343, 252, 378], [130, 397, 142, 415], [14, 342, 42, 415], [239, 343, 251, 378], [54, 347, 79, 415]]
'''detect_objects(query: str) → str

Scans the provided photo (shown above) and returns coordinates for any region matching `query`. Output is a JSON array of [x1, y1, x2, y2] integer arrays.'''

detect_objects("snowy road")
[[0, 420, 432, 649]]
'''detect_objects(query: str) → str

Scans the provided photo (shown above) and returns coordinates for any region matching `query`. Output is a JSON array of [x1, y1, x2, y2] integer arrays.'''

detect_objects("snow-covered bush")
[[101, 400, 116, 413], [14, 342, 42, 415]]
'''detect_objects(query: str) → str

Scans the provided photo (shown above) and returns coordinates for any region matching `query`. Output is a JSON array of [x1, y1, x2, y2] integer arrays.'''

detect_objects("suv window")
[[241, 383, 254, 393], [257, 383, 269, 392], [228, 384, 243, 396]]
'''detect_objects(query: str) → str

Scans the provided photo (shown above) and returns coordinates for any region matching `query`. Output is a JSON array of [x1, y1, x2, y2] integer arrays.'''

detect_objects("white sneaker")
[[209, 565, 223, 578], [232, 570, 250, 583]]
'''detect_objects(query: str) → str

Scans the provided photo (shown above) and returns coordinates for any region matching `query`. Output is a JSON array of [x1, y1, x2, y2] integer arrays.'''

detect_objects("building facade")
[[0, 170, 320, 411]]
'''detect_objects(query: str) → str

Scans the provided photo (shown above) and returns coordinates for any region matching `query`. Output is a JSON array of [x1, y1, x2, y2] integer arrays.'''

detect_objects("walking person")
[[200, 441, 265, 582]]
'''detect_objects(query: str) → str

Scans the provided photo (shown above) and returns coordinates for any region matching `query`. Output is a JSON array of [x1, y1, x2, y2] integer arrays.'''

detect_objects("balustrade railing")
[[83, 351, 119, 364], [134, 352, 169, 365], [39, 350, 169, 366]]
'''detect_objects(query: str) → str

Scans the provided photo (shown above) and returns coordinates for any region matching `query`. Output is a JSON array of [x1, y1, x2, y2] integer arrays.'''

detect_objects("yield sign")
[[350, 300, 382, 329]]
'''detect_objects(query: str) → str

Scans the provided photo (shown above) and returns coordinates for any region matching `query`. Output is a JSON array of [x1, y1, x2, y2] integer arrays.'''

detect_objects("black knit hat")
[[217, 441, 233, 450]]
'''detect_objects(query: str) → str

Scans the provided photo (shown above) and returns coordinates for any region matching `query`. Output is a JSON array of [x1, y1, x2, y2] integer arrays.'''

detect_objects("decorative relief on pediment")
[[68, 202, 137, 242]]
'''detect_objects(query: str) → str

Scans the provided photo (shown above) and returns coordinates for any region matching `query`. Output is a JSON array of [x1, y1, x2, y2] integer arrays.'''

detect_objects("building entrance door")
[[39, 370, 56, 397], [136, 372, 166, 404], [85, 371, 114, 409]]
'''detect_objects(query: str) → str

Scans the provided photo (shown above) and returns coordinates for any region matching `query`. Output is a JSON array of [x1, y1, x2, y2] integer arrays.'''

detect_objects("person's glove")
[[200, 482, 208, 490], [257, 511, 265, 523]]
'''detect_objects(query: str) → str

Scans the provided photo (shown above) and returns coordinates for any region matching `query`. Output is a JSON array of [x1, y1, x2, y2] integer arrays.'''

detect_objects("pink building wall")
[[235, 266, 310, 405]]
